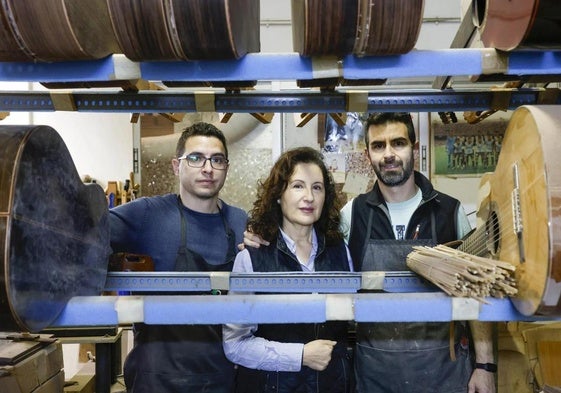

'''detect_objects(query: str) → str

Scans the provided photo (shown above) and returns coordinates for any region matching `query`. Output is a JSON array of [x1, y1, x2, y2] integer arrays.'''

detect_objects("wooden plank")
[[537, 341, 561, 388]]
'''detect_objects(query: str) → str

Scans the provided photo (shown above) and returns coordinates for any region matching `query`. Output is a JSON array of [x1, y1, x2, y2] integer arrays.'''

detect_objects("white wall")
[[0, 82, 134, 191], [32, 111, 134, 190]]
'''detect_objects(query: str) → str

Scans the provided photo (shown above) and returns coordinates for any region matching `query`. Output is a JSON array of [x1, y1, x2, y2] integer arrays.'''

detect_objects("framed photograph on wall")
[[318, 112, 366, 153], [431, 113, 509, 176]]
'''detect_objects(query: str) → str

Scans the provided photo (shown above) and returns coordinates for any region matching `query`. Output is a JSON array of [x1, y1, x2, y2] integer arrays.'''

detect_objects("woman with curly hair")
[[223, 146, 353, 393]]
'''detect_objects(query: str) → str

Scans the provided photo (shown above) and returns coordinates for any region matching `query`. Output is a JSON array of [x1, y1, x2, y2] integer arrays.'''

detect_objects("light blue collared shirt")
[[222, 227, 353, 371]]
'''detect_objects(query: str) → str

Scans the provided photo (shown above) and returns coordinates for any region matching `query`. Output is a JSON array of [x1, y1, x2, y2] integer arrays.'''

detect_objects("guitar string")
[[457, 171, 546, 263]]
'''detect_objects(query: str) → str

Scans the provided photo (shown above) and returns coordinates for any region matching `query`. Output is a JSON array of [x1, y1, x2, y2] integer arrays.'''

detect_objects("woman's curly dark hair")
[[248, 146, 343, 245]]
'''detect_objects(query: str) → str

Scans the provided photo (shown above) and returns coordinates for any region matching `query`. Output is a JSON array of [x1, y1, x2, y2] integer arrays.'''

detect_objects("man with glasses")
[[110, 122, 248, 393]]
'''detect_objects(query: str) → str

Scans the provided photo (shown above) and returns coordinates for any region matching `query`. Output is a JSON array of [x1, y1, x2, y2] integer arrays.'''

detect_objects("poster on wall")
[[432, 113, 509, 176], [322, 112, 366, 153]]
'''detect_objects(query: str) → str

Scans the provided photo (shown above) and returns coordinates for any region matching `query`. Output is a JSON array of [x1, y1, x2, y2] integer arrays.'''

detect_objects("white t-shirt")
[[386, 188, 422, 240], [340, 190, 472, 242]]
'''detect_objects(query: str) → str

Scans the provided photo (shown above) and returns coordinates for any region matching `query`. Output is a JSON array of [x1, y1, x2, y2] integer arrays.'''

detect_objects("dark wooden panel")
[[107, 0, 180, 61], [0, 126, 111, 332], [171, 0, 260, 59], [292, 0, 423, 57], [2, 0, 119, 61], [108, 0, 260, 61], [354, 0, 424, 55], [292, 0, 358, 56]]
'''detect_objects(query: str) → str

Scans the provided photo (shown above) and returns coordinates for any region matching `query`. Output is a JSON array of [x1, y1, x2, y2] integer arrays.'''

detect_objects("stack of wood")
[[406, 245, 518, 302]]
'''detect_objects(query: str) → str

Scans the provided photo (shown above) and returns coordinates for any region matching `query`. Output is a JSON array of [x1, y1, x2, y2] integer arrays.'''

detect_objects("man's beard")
[[373, 154, 414, 187]]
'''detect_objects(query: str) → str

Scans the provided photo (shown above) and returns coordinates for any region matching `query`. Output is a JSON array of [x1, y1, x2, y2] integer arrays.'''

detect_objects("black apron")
[[355, 210, 473, 393], [123, 199, 237, 393]]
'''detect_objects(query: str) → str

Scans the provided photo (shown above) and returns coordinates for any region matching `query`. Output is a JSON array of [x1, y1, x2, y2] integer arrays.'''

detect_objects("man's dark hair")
[[364, 112, 416, 146], [175, 122, 228, 158]]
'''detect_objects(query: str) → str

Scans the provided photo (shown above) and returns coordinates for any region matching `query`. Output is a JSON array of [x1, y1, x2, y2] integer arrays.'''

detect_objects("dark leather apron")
[[355, 210, 473, 393], [123, 198, 237, 393]]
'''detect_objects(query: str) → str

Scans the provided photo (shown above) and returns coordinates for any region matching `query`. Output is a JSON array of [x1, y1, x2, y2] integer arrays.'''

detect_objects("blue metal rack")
[[3, 49, 559, 327], [0, 50, 559, 83], [48, 271, 552, 326], [103, 271, 434, 293], [0, 89, 555, 113], [50, 292, 553, 327], [0, 49, 559, 112]]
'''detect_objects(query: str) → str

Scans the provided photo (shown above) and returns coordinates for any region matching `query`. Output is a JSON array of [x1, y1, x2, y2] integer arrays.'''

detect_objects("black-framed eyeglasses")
[[178, 153, 229, 170]]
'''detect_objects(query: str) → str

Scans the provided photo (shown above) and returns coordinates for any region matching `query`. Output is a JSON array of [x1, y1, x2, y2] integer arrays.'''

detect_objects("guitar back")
[[107, 0, 260, 61], [477, 105, 561, 316], [474, 0, 561, 51], [1, 0, 119, 61], [0, 126, 111, 332], [291, 0, 423, 57]]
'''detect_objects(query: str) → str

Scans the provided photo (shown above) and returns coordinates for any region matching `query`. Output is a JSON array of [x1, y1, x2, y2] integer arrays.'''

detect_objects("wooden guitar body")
[[473, 0, 561, 51], [291, 0, 424, 57], [0, 126, 111, 332], [0, 0, 119, 61], [170, 0, 260, 60], [107, 0, 260, 61], [291, 0, 359, 56], [353, 0, 424, 56], [464, 106, 561, 316]]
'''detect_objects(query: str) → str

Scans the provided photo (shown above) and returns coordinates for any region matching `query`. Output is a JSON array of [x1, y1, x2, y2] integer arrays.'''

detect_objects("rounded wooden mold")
[[0, 0, 119, 61], [0, 126, 111, 332], [107, 0, 260, 61], [473, 0, 561, 51]]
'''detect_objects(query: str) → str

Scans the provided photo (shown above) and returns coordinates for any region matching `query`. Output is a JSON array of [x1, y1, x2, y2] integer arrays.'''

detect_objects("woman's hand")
[[302, 340, 336, 371]]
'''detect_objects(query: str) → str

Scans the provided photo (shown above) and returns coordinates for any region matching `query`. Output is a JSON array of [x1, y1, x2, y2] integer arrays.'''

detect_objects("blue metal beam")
[[51, 293, 554, 328], [0, 50, 558, 83], [0, 89, 554, 113], [103, 271, 434, 293]]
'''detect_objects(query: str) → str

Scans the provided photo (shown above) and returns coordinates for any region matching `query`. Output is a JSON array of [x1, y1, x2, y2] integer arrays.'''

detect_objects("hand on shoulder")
[[238, 230, 269, 250]]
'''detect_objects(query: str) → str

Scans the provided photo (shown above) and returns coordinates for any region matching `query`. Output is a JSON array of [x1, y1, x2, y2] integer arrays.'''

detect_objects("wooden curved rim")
[[170, 0, 260, 60], [353, 0, 424, 56], [107, 0, 180, 61], [108, 0, 260, 61], [292, 0, 423, 57], [0, 8, 33, 61], [501, 106, 561, 316], [476, 0, 561, 51], [0, 126, 111, 332], [291, 0, 359, 56], [1, 0, 119, 61]]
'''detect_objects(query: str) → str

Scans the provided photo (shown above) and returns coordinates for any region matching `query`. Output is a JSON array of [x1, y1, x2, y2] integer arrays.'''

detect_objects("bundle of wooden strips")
[[406, 245, 518, 302]]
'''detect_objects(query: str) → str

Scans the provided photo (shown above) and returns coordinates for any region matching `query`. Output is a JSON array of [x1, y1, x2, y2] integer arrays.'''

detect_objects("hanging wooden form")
[[0, 126, 111, 332], [107, 0, 260, 61], [473, 0, 561, 51], [169, 0, 260, 59], [291, 0, 359, 56], [0, 0, 119, 61], [0, 8, 30, 61], [353, 0, 424, 56], [291, 0, 424, 56], [107, 1, 180, 61]]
